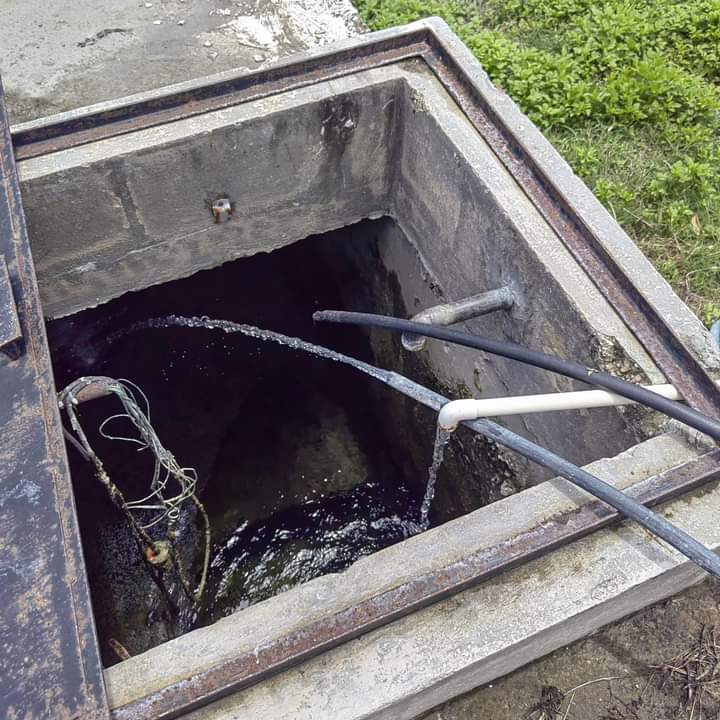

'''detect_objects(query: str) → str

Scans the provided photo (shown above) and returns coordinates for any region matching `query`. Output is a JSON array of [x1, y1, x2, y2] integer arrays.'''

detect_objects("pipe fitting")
[[438, 398, 482, 431], [401, 287, 514, 352]]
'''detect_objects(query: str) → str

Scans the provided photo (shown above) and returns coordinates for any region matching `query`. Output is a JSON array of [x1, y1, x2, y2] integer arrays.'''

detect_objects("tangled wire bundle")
[[58, 376, 210, 615]]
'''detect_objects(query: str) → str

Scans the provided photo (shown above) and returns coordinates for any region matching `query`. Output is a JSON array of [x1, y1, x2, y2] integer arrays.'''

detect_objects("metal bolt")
[[212, 197, 233, 224]]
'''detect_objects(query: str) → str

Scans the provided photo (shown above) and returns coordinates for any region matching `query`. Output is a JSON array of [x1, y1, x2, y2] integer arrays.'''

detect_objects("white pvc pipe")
[[438, 383, 683, 431]]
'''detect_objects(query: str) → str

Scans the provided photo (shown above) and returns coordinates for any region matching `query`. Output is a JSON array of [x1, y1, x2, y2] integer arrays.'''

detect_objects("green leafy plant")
[[355, 0, 720, 323]]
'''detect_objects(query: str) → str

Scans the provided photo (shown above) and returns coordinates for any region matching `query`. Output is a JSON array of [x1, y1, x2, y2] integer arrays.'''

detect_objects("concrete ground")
[[0, 0, 363, 125], [421, 579, 720, 720], [4, 3, 720, 719]]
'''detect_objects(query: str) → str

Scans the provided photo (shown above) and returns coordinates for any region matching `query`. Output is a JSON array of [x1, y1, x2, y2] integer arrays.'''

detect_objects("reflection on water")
[[200, 480, 421, 624]]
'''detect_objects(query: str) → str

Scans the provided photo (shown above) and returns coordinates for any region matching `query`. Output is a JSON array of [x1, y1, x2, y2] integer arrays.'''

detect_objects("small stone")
[[208, 51, 218, 60], [177, 19, 185, 25], [153, 19, 162, 24], [253, 53, 263, 63], [499, 480, 516, 497], [203, 40, 213, 47], [144, 2, 153, 6]]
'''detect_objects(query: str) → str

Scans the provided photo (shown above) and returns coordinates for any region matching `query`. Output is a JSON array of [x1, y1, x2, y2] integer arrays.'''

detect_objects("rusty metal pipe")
[[401, 287, 514, 352]]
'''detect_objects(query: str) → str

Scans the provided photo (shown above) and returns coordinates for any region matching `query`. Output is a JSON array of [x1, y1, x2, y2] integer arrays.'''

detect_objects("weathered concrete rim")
[[9, 20, 418, 137], [424, 22, 720, 370], [9, 24, 432, 159], [412, 25, 720, 416], [105, 430, 717, 716]]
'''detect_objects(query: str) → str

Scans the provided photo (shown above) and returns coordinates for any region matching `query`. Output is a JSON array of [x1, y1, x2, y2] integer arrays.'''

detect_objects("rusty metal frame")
[[0, 254, 22, 359], [0, 81, 108, 719], [5, 19, 720, 720]]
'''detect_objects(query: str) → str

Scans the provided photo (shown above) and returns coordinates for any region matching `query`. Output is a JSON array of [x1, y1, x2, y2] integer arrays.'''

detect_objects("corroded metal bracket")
[[0, 79, 108, 719]]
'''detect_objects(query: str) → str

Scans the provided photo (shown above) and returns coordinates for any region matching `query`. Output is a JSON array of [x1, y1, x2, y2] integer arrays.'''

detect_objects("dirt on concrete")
[[421, 579, 720, 720]]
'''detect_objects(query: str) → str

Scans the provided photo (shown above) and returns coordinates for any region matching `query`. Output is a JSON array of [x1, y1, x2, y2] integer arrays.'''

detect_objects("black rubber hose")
[[392, 376, 720, 578], [474, 415, 720, 576], [313, 310, 720, 442]]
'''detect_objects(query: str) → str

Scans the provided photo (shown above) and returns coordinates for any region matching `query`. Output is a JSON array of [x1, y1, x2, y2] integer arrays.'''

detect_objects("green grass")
[[355, 0, 720, 324]]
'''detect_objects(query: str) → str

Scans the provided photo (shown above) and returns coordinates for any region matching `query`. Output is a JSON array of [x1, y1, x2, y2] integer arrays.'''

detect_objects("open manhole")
[[47, 221, 520, 665], [3, 18, 720, 720]]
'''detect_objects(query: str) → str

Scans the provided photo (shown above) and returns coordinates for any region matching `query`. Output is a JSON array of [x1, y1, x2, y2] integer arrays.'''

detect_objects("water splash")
[[110, 315, 392, 384], [200, 482, 422, 624], [419, 426, 451, 529]]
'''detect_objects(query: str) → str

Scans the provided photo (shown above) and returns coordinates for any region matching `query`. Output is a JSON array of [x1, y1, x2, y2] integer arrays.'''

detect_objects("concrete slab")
[[418, 578, 720, 720], [0, 0, 363, 125]]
